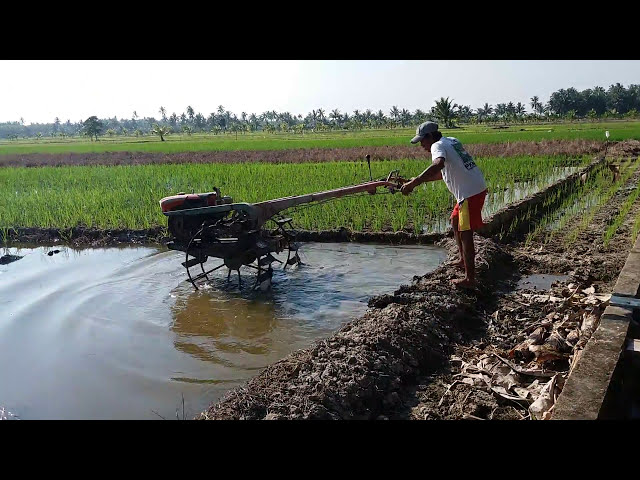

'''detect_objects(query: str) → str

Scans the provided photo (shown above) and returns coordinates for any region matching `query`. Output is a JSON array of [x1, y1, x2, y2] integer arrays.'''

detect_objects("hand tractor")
[[160, 156, 406, 290]]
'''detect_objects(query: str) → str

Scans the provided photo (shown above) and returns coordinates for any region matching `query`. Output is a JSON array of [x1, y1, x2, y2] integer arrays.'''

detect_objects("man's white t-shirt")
[[431, 137, 486, 202]]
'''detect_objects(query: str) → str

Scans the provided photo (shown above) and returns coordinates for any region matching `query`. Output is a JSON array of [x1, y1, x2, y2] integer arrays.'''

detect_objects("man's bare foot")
[[452, 278, 475, 289], [446, 259, 465, 271]]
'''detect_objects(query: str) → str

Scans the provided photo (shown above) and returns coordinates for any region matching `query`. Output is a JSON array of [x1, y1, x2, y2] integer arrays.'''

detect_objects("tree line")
[[2, 82, 640, 141]]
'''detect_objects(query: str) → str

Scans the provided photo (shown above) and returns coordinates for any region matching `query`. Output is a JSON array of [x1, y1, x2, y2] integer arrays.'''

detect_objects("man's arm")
[[400, 157, 445, 195]]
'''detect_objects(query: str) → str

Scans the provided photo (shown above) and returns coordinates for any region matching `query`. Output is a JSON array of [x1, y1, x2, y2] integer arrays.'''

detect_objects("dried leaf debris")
[[414, 280, 609, 420]]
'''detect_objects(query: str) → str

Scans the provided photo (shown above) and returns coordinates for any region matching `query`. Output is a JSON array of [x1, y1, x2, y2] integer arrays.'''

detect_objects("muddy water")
[[517, 273, 569, 291], [0, 242, 447, 419]]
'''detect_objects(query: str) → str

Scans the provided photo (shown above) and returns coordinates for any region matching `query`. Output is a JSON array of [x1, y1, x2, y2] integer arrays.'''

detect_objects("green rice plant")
[[603, 177, 640, 247], [0, 155, 594, 234], [632, 210, 640, 245], [1, 120, 639, 156], [1, 226, 9, 245], [563, 160, 639, 246], [523, 162, 611, 246]]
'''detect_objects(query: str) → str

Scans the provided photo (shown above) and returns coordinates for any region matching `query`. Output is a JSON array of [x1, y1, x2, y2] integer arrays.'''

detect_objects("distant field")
[[0, 155, 592, 234], [0, 120, 636, 155]]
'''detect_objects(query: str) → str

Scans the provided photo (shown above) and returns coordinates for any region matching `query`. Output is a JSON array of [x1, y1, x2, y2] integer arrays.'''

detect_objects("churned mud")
[[198, 144, 640, 420], [4, 226, 448, 248], [0, 139, 604, 168], [0, 253, 22, 264], [5, 226, 167, 248]]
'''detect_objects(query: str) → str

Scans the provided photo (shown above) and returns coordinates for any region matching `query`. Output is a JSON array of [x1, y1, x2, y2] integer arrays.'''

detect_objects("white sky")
[[1, 60, 640, 124]]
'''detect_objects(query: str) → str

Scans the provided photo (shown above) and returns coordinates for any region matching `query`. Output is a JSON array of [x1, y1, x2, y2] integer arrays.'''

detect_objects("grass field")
[[0, 120, 636, 156], [0, 155, 592, 235]]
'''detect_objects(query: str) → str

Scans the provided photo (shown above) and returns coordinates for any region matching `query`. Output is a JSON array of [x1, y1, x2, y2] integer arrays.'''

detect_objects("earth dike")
[[198, 237, 510, 420]]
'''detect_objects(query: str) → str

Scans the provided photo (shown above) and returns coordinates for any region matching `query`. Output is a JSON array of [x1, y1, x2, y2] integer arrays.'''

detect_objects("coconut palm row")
[[3, 83, 640, 140]]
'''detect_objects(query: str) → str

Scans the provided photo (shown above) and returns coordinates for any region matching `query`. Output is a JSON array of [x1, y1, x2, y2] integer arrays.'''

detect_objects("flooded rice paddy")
[[423, 167, 580, 233], [0, 242, 447, 419]]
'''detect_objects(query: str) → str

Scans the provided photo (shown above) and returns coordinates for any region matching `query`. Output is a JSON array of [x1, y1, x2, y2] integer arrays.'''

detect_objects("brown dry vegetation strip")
[[0, 139, 605, 168]]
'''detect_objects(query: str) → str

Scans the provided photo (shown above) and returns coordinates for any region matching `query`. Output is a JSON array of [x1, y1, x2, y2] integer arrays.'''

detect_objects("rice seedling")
[[0, 155, 594, 233], [631, 210, 640, 245], [561, 160, 639, 246], [603, 176, 640, 247]]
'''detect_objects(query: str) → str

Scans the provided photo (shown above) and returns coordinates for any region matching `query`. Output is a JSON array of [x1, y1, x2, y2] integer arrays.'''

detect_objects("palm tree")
[[309, 109, 318, 130], [389, 105, 400, 127], [455, 105, 473, 124], [530, 96, 541, 116], [413, 109, 426, 124], [249, 113, 259, 131], [151, 123, 171, 141], [431, 97, 456, 128], [187, 106, 195, 123], [159, 106, 167, 122], [494, 103, 507, 124], [506, 102, 516, 121], [400, 108, 411, 127], [477, 103, 493, 123], [329, 109, 341, 126], [316, 108, 326, 125]]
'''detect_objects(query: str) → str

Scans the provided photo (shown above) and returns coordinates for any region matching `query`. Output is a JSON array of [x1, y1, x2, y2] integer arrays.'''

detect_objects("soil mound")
[[199, 237, 510, 420]]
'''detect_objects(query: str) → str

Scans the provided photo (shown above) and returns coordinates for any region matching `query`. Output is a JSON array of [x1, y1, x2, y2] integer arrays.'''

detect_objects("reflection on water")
[[517, 273, 569, 291], [0, 242, 446, 419], [172, 293, 278, 359]]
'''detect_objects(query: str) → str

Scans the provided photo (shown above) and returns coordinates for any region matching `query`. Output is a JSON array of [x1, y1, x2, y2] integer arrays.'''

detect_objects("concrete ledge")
[[553, 305, 632, 420], [613, 236, 640, 297]]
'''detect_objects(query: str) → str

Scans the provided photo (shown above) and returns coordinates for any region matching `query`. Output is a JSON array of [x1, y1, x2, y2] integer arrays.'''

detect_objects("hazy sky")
[[2, 60, 639, 124]]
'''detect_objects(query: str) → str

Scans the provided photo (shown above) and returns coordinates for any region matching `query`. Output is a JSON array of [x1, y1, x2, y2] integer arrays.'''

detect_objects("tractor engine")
[[160, 187, 233, 243]]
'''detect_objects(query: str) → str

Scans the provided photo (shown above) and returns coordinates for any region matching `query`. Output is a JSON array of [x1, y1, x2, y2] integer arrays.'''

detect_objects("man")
[[400, 121, 487, 288]]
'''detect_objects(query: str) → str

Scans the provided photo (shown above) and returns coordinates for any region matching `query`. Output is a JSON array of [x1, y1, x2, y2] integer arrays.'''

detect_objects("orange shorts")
[[451, 189, 487, 231]]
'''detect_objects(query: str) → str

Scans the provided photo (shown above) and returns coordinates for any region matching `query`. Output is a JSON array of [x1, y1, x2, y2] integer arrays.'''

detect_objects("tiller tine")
[[259, 253, 278, 266], [255, 267, 274, 291], [182, 255, 207, 269], [286, 252, 301, 265], [274, 217, 293, 226], [257, 268, 273, 284]]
